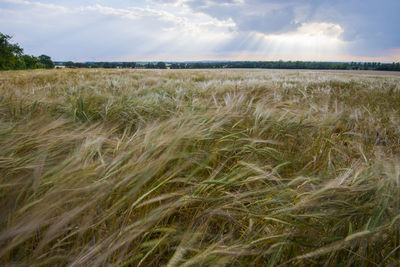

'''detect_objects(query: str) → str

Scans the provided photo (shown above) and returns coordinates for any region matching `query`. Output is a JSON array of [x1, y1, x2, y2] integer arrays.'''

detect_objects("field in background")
[[0, 69, 399, 266]]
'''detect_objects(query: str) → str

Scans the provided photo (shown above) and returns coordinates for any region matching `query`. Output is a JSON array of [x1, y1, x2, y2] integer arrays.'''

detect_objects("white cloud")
[[80, 4, 139, 19], [217, 22, 348, 61], [0, 0, 237, 60], [260, 22, 347, 56], [296, 22, 344, 38]]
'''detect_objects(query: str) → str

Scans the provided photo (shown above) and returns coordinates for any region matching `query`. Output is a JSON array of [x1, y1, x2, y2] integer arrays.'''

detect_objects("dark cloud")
[[185, 0, 307, 34], [312, 0, 400, 54], [184, 0, 400, 56]]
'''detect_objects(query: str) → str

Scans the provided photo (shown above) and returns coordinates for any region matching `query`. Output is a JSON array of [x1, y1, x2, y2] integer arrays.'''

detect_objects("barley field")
[[0, 69, 399, 266]]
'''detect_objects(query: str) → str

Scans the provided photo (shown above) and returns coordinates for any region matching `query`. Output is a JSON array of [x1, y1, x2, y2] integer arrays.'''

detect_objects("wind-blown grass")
[[0, 69, 399, 266]]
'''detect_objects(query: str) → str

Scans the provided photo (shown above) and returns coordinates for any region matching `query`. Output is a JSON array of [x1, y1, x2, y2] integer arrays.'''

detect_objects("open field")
[[0, 68, 399, 266]]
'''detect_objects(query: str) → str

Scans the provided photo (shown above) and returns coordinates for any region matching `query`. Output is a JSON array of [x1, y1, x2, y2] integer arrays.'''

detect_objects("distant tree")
[[103, 62, 117, 68], [21, 55, 42, 69], [0, 32, 52, 70], [0, 33, 23, 70], [14, 57, 26, 69], [156, 62, 166, 69], [122, 62, 136, 68], [74, 62, 88, 68], [145, 63, 155, 69], [38, 54, 54, 69], [65, 61, 75, 68]]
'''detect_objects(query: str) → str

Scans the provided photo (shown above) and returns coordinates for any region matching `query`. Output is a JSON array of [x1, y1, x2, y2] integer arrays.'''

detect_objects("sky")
[[1, 0, 399, 62]]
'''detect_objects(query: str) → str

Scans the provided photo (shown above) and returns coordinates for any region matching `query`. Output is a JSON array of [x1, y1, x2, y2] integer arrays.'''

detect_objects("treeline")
[[64, 61, 137, 69], [62, 61, 167, 69], [63, 61, 400, 71], [169, 61, 400, 71], [0, 33, 54, 70]]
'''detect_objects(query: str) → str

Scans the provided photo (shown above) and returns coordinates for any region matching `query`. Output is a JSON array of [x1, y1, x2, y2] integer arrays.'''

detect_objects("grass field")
[[0, 68, 399, 266]]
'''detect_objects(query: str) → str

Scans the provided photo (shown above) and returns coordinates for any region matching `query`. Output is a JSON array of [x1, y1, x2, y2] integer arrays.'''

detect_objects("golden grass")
[[0, 68, 399, 266]]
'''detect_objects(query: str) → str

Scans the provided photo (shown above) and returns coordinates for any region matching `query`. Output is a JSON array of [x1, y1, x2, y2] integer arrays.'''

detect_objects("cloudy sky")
[[1, 0, 399, 62]]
